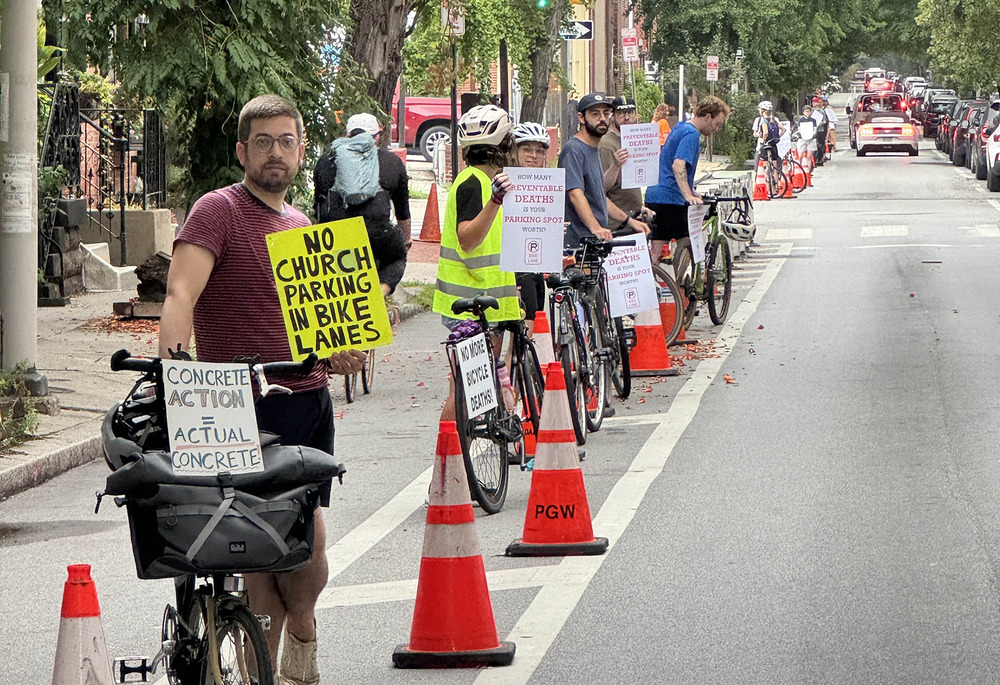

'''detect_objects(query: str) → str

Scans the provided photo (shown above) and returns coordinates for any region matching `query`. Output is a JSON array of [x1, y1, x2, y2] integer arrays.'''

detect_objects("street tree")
[[917, 0, 999, 93]]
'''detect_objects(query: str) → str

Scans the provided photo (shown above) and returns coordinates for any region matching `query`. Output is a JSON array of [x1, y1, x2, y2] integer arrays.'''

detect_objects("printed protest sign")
[[777, 126, 792, 158], [603, 232, 658, 316], [163, 360, 263, 476], [501, 167, 565, 273], [455, 333, 498, 418], [620, 123, 661, 189], [266, 218, 393, 360], [687, 204, 710, 262], [798, 120, 815, 140]]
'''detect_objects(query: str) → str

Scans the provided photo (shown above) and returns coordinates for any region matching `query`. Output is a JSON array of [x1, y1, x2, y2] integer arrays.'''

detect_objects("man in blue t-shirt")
[[559, 92, 649, 248], [646, 95, 731, 264]]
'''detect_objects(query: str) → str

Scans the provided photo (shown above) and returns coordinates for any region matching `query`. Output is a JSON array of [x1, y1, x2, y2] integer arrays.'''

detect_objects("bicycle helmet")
[[458, 105, 514, 148], [758, 100, 773, 111], [102, 375, 168, 470], [512, 122, 550, 148], [721, 219, 757, 242]]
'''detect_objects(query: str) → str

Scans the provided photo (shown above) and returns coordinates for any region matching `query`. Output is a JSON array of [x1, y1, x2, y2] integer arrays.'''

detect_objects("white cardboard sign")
[[456, 333, 498, 418], [687, 204, 710, 262], [777, 126, 792, 158], [501, 167, 566, 273], [163, 360, 264, 476], [620, 123, 661, 189], [604, 233, 658, 316], [798, 120, 815, 140]]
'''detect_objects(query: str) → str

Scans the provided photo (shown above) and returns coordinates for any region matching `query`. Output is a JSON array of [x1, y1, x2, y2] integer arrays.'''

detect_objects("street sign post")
[[622, 28, 639, 63], [559, 20, 593, 41], [707, 55, 719, 82]]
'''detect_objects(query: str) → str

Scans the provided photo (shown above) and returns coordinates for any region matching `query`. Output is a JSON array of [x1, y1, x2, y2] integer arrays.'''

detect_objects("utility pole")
[[0, 0, 47, 394]]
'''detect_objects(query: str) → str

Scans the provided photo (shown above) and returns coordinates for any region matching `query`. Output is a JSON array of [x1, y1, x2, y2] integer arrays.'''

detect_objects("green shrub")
[[0, 364, 39, 452], [716, 91, 758, 165]]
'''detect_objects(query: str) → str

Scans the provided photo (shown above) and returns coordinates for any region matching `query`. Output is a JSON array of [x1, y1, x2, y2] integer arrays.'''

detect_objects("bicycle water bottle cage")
[[447, 320, 483, 342]]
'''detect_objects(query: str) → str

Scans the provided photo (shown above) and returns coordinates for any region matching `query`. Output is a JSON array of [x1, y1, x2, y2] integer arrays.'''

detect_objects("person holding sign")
[[559, 92, 649, 249], [511, 121, 552, 335], [796, 104, 818, 161], [159, 94, 363, 683], [599, 95, 648, 222], [645, 96, 731, 272]]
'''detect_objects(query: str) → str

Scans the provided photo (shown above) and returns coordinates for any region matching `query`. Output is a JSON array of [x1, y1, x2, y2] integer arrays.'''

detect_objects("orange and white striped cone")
[[52, 565, 114, 685], [803, 152, 814, 187], [532, 310, 556, 369], [506, 363, 608, 557], [393, 421, 516, 668], [752, 159, 769, 201], [630, 307, 679, 376]]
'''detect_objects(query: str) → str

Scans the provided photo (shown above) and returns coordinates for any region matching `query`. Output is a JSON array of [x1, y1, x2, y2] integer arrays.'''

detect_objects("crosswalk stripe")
[[860, 224, 908, 237], [764, 228, 813, 240], [974, 224, 1000, 237]]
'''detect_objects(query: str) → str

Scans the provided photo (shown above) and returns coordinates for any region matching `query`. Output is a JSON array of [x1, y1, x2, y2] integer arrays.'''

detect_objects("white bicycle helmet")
[[513, 122, 550, 148], [758, 100, 773, 111], [458, 105, 514, 148], [721, 220, 757, 242]]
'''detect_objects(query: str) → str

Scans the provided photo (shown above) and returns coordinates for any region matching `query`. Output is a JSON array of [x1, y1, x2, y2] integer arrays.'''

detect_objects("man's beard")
[[584, 120, 608, 138], [247, 160, 296, 194]]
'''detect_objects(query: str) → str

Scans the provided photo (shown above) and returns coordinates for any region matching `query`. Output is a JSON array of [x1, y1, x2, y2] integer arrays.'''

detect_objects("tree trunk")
[[521, 1, 568, 124], [344, 0, 416, 125]]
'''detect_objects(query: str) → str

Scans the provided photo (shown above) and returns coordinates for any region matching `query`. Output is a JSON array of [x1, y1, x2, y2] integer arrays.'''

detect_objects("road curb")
[[0, 435, 102, 501]]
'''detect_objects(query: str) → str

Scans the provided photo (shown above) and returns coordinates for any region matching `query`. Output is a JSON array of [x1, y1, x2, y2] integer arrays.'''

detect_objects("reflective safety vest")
[[433, 166, 520, 323]]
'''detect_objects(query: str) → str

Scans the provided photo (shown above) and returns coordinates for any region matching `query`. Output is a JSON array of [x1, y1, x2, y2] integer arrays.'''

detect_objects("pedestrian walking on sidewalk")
[[159, 94, 365, 684]]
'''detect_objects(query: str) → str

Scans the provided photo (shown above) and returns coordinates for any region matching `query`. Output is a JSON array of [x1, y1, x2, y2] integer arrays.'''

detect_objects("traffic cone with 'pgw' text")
[[506, 363, 608, 557], [52, 565, 114, 685], [417, 183, 441, 242], [630, 306, 679, 377], [752, 159, 769, 201], [393, 421, 515, 668]]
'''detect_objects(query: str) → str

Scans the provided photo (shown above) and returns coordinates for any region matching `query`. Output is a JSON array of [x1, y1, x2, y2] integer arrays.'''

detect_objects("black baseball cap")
[[611, 95, 637, 111], [577, 92, 612, 113]]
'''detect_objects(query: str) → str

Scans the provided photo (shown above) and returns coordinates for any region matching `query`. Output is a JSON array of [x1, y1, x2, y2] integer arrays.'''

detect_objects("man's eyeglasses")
[[246, 134, 300, 153]]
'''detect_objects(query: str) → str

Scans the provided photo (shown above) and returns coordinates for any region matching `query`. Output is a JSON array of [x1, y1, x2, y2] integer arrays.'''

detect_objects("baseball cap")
[[577, 92, 612, 113], [346, 113, 380, 136], [611, 95, 637, 111]]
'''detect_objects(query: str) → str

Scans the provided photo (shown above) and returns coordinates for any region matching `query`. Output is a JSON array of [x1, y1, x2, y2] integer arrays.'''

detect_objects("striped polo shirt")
[[175, 183, 327, 393]]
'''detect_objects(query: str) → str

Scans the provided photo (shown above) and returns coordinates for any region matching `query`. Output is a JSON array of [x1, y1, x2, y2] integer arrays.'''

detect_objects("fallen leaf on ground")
[[723, 374, 738, 385], [758, 324, 764, 330]]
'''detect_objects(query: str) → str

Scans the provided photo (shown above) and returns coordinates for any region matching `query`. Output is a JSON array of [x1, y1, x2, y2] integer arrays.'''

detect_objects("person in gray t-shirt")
[[559, 92, 649, 249]]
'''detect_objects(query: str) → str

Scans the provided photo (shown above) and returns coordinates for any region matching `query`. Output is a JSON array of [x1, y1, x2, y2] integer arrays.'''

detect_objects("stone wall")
[[77, 209, 173, 267]]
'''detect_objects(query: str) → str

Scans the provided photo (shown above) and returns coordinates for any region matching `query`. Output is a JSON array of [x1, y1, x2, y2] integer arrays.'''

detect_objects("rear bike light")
[[554, 292, 564, 303]]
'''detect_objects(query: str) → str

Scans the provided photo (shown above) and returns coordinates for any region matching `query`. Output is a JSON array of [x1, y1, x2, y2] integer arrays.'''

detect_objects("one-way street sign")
[[560, 20, 594, 41]]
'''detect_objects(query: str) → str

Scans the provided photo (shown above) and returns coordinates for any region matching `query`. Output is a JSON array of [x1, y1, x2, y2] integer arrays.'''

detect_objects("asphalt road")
[[5, 125, 1000, 684]]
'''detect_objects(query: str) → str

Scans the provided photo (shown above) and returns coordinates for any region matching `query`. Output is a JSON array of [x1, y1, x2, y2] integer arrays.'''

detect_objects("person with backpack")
[[811, 97, 829, 165], [313, 113, 410, 302], [753, 101, 786, 163]]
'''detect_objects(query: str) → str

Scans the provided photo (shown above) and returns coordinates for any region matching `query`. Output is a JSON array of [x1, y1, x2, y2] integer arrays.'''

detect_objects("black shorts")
[[646, 203, 690, 242], [516, 272, 546, 320]]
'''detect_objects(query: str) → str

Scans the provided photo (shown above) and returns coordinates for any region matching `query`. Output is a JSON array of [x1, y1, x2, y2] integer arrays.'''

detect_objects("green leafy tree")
[[917, 0, 999, 93], [57, 0, 345, 206]]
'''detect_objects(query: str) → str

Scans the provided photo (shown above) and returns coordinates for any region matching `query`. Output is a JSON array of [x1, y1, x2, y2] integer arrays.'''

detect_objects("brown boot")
[[278, 626, 320, 685]]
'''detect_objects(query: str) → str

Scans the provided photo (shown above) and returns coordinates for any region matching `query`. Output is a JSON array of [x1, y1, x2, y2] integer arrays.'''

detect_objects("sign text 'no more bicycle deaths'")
[[266, 218, 394, 361]]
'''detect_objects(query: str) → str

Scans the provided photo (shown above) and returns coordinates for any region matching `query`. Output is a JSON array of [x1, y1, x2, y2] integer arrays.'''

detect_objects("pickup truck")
[[390, 95, 462, 161]]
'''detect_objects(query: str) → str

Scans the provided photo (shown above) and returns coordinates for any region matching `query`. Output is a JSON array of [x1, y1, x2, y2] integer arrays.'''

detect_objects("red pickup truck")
[[391, 95, 461, 161]]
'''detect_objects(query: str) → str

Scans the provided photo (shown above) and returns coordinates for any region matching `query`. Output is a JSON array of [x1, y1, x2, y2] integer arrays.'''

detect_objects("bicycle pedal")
[[114, 656, 154, 683]]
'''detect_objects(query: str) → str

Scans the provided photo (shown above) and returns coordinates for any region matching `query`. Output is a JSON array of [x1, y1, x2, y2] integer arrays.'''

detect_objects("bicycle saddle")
[[546, 270, 586, 289], [451, 294, 499, 315]]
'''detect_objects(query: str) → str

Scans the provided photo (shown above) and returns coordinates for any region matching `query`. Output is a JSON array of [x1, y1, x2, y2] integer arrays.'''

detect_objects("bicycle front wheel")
[[672, 244, 698, 330], [766, 165, 788, 199], [360, 350, 376, 394], [706, 238, 733, 325], [559, 333, 588, 446], [344, 373, 357, 404], [581, 305, 608, 433], [611, 317, 631, 399], [204, 597, 273, 685], [650, 263, 684, 347], [512, 337, 544, 435]]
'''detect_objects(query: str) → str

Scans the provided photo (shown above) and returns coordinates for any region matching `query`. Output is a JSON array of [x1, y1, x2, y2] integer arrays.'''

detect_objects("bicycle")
[[670, 192, 756, 327], [100, 349, 345, 685], [758, 144, 789, 199], [343, 351, 375, 403], [781, 138, 808, 194], [446, 295, 544, 513]]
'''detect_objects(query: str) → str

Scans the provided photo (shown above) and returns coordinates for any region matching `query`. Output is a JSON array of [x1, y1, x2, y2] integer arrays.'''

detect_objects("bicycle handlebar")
[[110, 349, 320, 377]]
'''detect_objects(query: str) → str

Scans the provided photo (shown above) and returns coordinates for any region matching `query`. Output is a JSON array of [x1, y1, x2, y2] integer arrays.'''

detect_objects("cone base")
[[392, 641, 516, 668], [631, 368, 681, 377], [505, 536, 609, 557]]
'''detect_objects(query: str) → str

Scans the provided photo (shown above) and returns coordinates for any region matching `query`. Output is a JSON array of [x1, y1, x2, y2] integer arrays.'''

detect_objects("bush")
[[716, 91, 759, 165], [0, 364, 39, 452]]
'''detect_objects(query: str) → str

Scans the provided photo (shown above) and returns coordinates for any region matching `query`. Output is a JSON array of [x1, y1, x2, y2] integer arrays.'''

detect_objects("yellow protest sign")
[[265, 218, 393, 360]]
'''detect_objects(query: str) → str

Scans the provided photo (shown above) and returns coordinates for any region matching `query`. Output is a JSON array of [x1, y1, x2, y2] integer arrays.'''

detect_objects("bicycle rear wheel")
[[581, 305, 608, 433], [204, 597, 273, 685], [706, 238, 733, 325], [553, 298, 587, 445], [788, 160, 807, 193], [650, 263, 684, 347], [766, 165, 788, 199], [611, 317, 631, 399], [512, 337, 544, 434], [672, 244, 698, 329], [360, 350, 376, 394], [344, 373, 357, 404]]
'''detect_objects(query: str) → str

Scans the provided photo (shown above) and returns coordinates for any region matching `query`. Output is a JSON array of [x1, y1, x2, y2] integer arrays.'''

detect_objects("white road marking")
[[763, 228, 813, 240], [474, 243, 792, 685], [860, 224, 908, 237], [974, 224, 1000, 237], [989, 199, 1000, 214], [324, 466, 433, 583], [974, 185, 987, 194], [851, 243, 959, 249]]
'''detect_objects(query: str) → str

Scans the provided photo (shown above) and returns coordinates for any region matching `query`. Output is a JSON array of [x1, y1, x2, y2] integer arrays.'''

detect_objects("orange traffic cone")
[[752, 159, 769, 201], [778, 166, 795, 198], [393, 421, 516, 668], [506, 363, 608, 557], [532, 311, 556, 369], [521, 418, 537, 461], [790, 158, 807, 191], [802, 152, 814, 187], [52, 565, 114, 685], [417, 183, 441, 242], [630, 307, 679, 376]]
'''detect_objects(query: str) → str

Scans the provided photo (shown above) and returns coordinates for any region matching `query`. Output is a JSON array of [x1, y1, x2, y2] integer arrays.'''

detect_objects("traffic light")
[[537, 0, 548, 7]]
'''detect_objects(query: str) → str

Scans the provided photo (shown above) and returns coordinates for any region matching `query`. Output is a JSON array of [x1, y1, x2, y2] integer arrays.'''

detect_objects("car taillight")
[[860, 125, 875, 135], [994, 133, 1000, 143]]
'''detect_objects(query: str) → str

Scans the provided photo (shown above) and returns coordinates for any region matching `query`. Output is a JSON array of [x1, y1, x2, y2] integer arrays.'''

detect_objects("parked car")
[[919, 88, 958, 124], [390, 95, 462, 161], [937, 99, 967, 153], [952, 103, 986, 167], [855, 112, 919, 157], [982, 102, 1000, 190], [924, 96, 958, 138], [970, 101, 999, 181]]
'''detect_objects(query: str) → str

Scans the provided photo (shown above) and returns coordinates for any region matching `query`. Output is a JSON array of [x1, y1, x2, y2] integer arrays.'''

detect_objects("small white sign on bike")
[[604, 232, 658, 316], [687, 204, 710, 262], [455, 333, 498, 419], [162, 360, 264, 476]]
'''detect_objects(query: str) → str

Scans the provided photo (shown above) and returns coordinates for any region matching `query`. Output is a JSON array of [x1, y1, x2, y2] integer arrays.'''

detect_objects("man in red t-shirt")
[[160, 94, 364, 684]]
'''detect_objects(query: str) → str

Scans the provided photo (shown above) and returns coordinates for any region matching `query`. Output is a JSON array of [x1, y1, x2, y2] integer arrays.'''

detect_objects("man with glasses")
[[160, 94, 364, 685], [559, 92, 648, 249], [599, 94, 655, 227]]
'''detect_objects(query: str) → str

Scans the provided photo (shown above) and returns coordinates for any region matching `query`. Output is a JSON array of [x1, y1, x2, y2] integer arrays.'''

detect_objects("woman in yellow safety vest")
[[432, 104, 521, 328]]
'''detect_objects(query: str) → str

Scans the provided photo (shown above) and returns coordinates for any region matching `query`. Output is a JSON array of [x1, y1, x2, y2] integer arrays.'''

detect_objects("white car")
[[984, 101, 1000, 191], [856, 113, 919, 156]]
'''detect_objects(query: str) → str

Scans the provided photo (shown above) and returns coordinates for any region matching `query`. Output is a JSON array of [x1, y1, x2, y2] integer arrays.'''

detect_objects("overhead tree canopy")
[[918, 0, 999, 94]]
